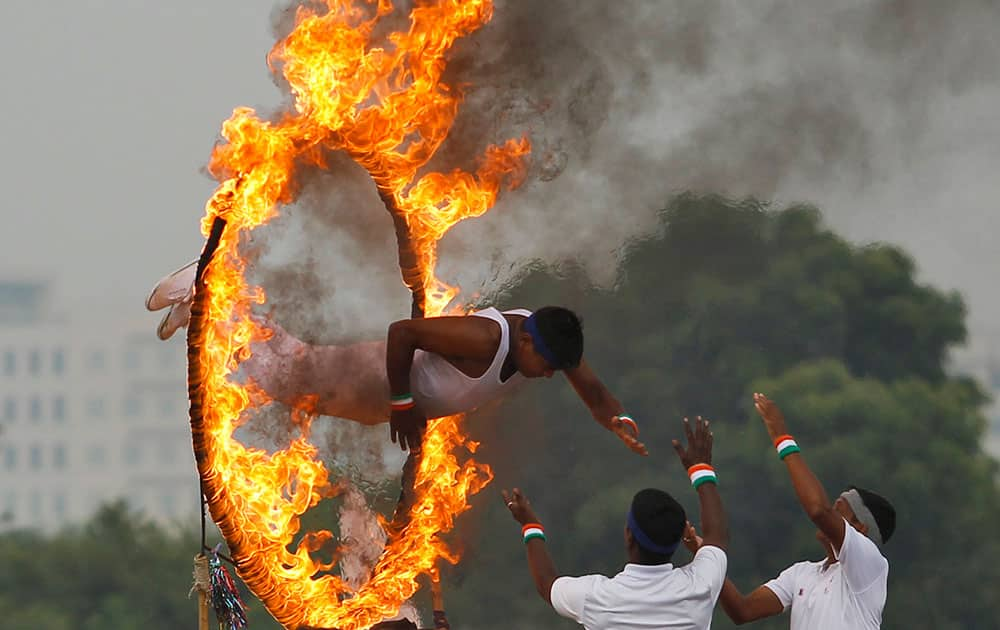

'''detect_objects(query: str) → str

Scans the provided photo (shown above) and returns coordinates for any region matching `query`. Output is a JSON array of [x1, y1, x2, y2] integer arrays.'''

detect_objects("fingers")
[[671, 438, 686, 460], [683, 417, 695, 444], [618, 416, 639, 438]]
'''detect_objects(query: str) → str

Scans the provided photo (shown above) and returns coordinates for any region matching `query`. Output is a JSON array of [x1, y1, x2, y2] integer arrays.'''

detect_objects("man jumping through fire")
[[146, 263, 646, 455]]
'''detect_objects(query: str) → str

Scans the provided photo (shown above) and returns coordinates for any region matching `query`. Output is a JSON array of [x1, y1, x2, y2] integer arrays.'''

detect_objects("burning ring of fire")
[[185, 2, 529, 628]]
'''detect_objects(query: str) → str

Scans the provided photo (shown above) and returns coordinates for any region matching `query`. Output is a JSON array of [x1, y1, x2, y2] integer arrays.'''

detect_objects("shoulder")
[[550, 575, 604, 621], [837, 523, 888, 568], [688, 545, 727, 571], [501, 307, 533, 318]]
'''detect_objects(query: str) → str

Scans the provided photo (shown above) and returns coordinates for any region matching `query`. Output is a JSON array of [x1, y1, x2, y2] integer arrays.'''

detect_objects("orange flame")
[[189, 1, 529, 628]]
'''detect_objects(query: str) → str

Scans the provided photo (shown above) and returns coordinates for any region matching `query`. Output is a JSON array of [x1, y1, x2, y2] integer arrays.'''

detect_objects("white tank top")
[[410, 307, 531, 419]]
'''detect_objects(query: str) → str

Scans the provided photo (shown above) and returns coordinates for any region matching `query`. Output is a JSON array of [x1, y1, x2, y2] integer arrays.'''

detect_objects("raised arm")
[[564, 360, 647, 455], [385, 316, 498, 450], [502, 488, 559, 604], [754, 393, 846, 550], [672, 417, 728, 551]]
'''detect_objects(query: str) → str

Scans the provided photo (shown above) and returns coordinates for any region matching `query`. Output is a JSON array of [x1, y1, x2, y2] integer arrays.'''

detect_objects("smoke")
[[239, 0, 1000, 458], [251, 1, 1000, 343]]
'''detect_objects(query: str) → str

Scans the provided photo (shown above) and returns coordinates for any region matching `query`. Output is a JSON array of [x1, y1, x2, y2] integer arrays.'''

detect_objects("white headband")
[[840, 489, 883, 547]]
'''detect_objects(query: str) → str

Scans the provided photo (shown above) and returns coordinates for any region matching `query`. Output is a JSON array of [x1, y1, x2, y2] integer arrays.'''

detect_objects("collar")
[[621, 562, 674, 578]]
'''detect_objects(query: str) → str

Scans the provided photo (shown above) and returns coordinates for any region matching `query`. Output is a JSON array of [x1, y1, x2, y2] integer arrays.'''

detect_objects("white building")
[[0, 279, 197, 533]]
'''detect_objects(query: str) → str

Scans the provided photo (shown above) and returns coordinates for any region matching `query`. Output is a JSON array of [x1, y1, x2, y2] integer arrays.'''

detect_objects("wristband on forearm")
[[617, 414, 638, 435], [521, 522, 546, 543], [688, 463, 718, 489], [391, 393, 415, 411], [774, 434, 801, 460]]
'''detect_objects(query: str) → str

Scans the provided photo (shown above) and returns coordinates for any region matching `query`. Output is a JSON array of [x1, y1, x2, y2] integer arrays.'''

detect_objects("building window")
[[53, 493, 67, 521], [53, 444, 67, 470], [86, 397, 105, 420], [29, 397, 42, 423], [86, 445, 107, 468], [51, 348, 66, 375], [158, 442, 176, 466], [158, 346, 178, 369], [2, 350, 14, 376], [52, 396, 66, 423], [1, 492, 14, 523], [123, 443, 141, 467], [29, 493, 41, 520], [29, 445, 42, 470], [87, 350, 106, 371], [124, 349, 141, 371], [124, 396, 142, 419], [28, 349, 42, 376], [2, 446, 16, 472], [2, 398, 14, 423], [159, 397, 178, 419]]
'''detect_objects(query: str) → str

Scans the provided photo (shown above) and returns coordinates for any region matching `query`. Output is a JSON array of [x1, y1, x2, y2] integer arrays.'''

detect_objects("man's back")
[[549, 546, 727, 630]]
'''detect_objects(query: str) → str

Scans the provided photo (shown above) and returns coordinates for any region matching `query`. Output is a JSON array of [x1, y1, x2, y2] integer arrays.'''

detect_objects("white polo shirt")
[[549, 545, 727, 630], [764, 522, 888, 629]]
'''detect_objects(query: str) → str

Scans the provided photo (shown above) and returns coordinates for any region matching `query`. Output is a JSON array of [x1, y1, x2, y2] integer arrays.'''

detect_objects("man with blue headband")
[[502, 417, 728, 630], [147, 265, 643, 454], [384, 305, 645, 454]]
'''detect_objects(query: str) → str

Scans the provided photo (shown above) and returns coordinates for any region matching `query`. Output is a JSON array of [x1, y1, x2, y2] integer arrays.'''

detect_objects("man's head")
[[624, 488, 687, 565], [823, 486, 896, 548], [515, 306, 584, 378]]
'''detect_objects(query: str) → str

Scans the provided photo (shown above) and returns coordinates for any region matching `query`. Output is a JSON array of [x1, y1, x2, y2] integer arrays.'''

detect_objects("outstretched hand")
[[502, 488, 541, 526], [671, 416, 713, 469], [610, 415, 649, 456], [753, 392, 788, 442]]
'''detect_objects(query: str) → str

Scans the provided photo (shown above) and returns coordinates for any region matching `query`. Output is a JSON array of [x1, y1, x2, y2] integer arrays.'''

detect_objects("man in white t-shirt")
[[501, 417, 728, 630], [700, 393, 896, 630]]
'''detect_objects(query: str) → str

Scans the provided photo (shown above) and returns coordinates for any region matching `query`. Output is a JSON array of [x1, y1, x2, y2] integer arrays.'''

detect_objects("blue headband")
[[523, 313, 560, 368], [627, 508, 680, 556]]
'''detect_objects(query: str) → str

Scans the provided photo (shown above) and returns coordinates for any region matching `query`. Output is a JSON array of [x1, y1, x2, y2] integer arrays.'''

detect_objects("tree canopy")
[[3, 195, 997, 629]]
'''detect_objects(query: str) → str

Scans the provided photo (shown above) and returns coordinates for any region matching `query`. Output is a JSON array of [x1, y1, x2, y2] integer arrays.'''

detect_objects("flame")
[[188, 1, 529, 628]]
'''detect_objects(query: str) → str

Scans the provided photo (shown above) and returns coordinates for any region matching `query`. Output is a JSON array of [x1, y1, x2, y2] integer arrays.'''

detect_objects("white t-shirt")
[[764, 522, 888, 629], [549, 545, 727, 630]]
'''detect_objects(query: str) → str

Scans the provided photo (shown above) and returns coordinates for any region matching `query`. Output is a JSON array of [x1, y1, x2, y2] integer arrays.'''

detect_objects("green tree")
[[443, 195, 999, 629], [0, 501, 282, 630]]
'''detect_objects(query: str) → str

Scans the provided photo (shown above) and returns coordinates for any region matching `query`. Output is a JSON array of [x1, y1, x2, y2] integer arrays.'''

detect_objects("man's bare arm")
[[564, 360, 623, 427], [385, 316, 499, 449], [502, 488, 559, 604], [754, 393, 846, 550], [673, 418, 728, 551], [564, 361, 647, 455], [719, 581, 784, 625], [385, 316, 498, 391]]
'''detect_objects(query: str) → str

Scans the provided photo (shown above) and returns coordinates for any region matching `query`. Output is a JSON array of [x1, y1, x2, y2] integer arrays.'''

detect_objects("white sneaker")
[[146, 259, 198, 312], [156, 300, 192, 340]]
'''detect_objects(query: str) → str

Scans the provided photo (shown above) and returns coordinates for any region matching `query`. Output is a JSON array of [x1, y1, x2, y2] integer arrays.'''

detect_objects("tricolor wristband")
[[521, 522, 546, 544], [774, 434, 801, 460], [688, 463, 718, 489], [391, 393, 415, 411], [617, 414, 639, 436]]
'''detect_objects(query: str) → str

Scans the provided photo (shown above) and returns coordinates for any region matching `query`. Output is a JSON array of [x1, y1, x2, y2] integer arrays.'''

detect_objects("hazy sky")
[[0, 0, 280, 318], [3, 1, 999, 373]]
